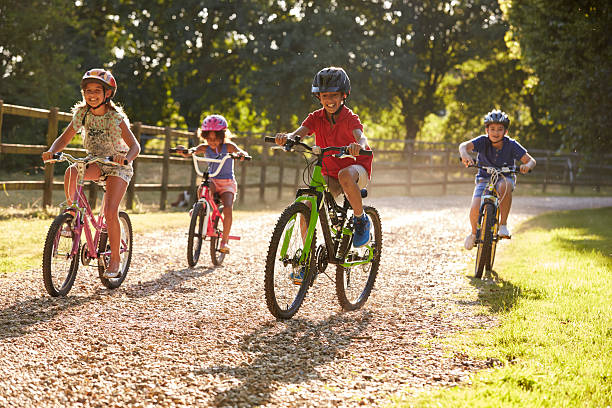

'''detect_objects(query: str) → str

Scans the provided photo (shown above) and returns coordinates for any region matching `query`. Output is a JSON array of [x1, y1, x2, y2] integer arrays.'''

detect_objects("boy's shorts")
[[211, 178, 238, 198], [473, 175, 515, 198], [325, 164, 369, 198]]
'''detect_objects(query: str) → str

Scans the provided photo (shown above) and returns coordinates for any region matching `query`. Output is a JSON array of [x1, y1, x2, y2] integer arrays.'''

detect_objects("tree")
[[505, 0, 612, 157]]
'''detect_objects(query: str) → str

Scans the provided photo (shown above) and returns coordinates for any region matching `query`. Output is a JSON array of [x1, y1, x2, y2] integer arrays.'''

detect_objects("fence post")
[[542, 150, 550, 193], [189, 130, 198, 206], [442, 150, 450, 195], [405, 141, 413, 196], [0, 100, 4, 151], [277, 153, 284, 200], [43, 107, 59, 208], [126, 122, 141, 209], [259, 147, 267, 202], [570, 154, 576, 194], [160, 127, 171, 210], [239, 137, 248, 205]]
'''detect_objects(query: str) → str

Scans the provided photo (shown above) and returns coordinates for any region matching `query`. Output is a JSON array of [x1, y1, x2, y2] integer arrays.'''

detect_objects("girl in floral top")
[[42, 69, 141, 278]]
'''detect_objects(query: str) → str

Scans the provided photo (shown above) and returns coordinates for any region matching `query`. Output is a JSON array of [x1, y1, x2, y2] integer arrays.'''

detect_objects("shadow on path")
[[194, 311, 373, 407], [123, 265, 215, 299], [465, 273, 545, 314]]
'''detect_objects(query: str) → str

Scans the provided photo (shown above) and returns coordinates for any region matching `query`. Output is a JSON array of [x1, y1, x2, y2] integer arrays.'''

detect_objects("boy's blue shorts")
[[473, 176, 515, 198]]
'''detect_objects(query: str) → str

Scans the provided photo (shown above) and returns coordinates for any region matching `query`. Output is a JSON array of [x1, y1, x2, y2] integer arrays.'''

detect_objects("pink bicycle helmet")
[[81, 68, 117, 98], [201, 114, 228, 132]]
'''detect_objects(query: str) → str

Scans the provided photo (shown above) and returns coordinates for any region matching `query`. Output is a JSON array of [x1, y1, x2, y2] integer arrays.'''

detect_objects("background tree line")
[[1, 0, 610, 172]]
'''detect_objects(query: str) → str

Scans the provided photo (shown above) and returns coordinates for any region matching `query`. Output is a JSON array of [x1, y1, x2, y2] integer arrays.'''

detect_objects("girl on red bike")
[[178, 115, 248, 254], [41, 69, 141, 278]]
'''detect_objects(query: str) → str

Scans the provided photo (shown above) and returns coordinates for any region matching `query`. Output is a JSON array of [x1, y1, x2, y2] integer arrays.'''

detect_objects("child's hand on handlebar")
[[274, 133, 290, 146], [41, 151, 55, 162], [112, 154, 128, 165], [461, 155, 475, 167], [347, 142, 362, 157], [519, 164, 531, 174], [174, 145, 191, 157]]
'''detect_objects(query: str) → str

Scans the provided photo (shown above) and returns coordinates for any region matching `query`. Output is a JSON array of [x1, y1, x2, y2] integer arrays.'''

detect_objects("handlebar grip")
[[53, 153, 61, 160], [105, 156, 129, 165], [169, 148, 179, 153], [264, 136, 276, 143], [359, 149, 373, 156]]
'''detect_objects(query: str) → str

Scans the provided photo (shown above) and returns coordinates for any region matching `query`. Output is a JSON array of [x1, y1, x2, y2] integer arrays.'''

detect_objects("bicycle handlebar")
[[43, 152, 127, 166], [169, 147, 252, 177], [264, 135, 373, 158], [459, 157, 530, 174]]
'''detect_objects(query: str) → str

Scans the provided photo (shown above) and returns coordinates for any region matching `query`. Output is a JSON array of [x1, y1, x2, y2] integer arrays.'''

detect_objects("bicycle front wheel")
[[336, 206, 382, 311], [264, 202, 316, 319], [187, 202, 205, 267], [475, 202, 495, 279], [98, 211, 133, 289], [210, 205, 225, 266], [42, 212, 80, 297]]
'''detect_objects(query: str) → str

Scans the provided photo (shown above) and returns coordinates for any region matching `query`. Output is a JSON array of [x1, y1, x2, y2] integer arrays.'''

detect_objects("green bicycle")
[[263, 136, 382, 319]]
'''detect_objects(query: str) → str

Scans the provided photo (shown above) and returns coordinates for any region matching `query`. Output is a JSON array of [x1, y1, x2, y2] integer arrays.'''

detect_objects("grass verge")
[[0, 210, 260, 276], [392, 207, 612, 408]]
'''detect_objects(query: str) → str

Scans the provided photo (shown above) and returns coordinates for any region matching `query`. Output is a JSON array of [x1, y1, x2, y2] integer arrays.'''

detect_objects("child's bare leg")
[[497, 178, 513, 225], [469, 196, 481, 235], [64, 164, 101, 205], [220, 192, 234, 245], [337, 167, 363, 215], [104, 176, 128, 271]]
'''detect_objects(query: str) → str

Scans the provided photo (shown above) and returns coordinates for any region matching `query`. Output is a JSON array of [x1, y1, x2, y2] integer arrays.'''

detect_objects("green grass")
[[392, 207, 612, 407], [0, 210, 268, 276]]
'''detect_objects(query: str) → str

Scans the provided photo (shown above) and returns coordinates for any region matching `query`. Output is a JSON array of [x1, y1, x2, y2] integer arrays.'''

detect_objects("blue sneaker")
[[353, 214, 371, 247], [290, 267, 305, 285]]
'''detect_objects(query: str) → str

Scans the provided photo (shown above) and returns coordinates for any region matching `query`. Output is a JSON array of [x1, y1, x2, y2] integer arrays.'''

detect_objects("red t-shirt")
[[301, 106, 373, 179]]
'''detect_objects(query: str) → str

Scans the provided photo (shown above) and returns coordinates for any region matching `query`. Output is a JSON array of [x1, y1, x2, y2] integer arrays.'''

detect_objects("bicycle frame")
[[278, 145, 374, 269], [474, 165, 518, 243], [49, 153, 124, 262]]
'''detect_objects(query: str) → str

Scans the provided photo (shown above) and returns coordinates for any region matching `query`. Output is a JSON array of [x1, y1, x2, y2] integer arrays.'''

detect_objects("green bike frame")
[[278, 157, 374, 268]]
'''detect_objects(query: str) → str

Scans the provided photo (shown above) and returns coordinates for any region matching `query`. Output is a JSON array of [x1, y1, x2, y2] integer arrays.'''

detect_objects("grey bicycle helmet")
[[484, 109, 510, 128], [311, 67, 351, 96]]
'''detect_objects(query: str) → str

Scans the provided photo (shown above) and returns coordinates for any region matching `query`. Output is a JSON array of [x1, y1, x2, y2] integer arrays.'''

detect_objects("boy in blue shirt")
[[459, 110, 536, 250]]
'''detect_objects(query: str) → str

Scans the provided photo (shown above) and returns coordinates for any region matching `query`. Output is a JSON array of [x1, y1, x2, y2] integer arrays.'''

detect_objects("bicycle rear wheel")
[[210, 208, 225, 266], [98, 211, 133, 289], [187, 202, 205, 267], [336, 206, 382, 311], [42, 212, 80, 297], [264, 202, 316, 319], [475, 203, 495, 279]]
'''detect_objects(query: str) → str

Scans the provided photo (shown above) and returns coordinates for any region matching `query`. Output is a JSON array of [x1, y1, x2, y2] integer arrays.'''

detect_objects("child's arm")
[[347, 129, 368, 156], [119, 120, 141, 164], [226, 142, 249, 157], [519, 152, 536, 174], [459, 141, 475, 167], [41, 121, 77, 161], [275, 126, 310, 146]]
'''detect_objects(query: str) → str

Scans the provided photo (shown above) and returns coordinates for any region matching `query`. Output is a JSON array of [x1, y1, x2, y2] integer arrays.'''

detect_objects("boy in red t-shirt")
[[275, 67, 374, 247]]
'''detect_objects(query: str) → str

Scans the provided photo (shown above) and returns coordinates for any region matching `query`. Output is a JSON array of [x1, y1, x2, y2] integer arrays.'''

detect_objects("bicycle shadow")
[[193, 311, 373, 407], [0, 294, 93, 340], [466, 272, 545, 314], [122, 266, 215, 299]]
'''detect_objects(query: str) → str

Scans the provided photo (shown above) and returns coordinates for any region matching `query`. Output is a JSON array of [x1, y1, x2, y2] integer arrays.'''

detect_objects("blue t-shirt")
[[205, 144, 234, 180], [470, 135, 527, 179]]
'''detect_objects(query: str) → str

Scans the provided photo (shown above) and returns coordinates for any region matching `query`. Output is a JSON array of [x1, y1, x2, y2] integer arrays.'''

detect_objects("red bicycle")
[[41, 153, 133, 296], [170, 148, 251, 267]]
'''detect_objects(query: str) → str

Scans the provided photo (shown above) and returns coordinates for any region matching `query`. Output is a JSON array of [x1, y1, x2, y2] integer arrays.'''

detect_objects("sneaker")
[[103, 267, 121, 279], [60, 225, 73, 238], [464, 233, 476, 250], [219, 243, 230, 254], [353, 214, 371, 248], [498, 225, 511, 238], [290, 267, 305, 285]]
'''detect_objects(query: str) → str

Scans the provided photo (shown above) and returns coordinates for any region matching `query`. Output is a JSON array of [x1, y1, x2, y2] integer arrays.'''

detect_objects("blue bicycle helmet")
[[484, 109, 510, 128]]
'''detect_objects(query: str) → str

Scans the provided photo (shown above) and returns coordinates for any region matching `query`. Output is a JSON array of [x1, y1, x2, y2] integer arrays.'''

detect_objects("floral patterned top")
[[71, 106, 129, 157]]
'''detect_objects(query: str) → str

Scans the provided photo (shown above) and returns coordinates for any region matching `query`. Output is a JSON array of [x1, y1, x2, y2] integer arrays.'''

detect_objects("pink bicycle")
[[170, 148, 250, 267], [42, 153, 133, 296]]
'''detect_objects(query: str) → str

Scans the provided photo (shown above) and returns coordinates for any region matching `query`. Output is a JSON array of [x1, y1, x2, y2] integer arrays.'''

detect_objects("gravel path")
[[0, 196, 610, 407]]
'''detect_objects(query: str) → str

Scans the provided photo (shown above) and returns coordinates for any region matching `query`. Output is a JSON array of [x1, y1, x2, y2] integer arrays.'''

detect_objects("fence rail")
[[1, 100, 611, 210]]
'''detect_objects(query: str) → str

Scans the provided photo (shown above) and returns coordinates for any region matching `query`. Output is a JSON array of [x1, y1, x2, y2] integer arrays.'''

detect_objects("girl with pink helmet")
[[42, 69, 141, 278], [177, 114, 249, 254]]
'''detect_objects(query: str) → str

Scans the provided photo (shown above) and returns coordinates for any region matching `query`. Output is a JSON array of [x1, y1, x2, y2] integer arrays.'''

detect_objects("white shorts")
[[325, 164, 369, 197]]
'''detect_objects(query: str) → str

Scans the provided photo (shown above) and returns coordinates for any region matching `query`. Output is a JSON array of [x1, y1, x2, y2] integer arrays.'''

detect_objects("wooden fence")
[[1, 100, 611, 210]]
